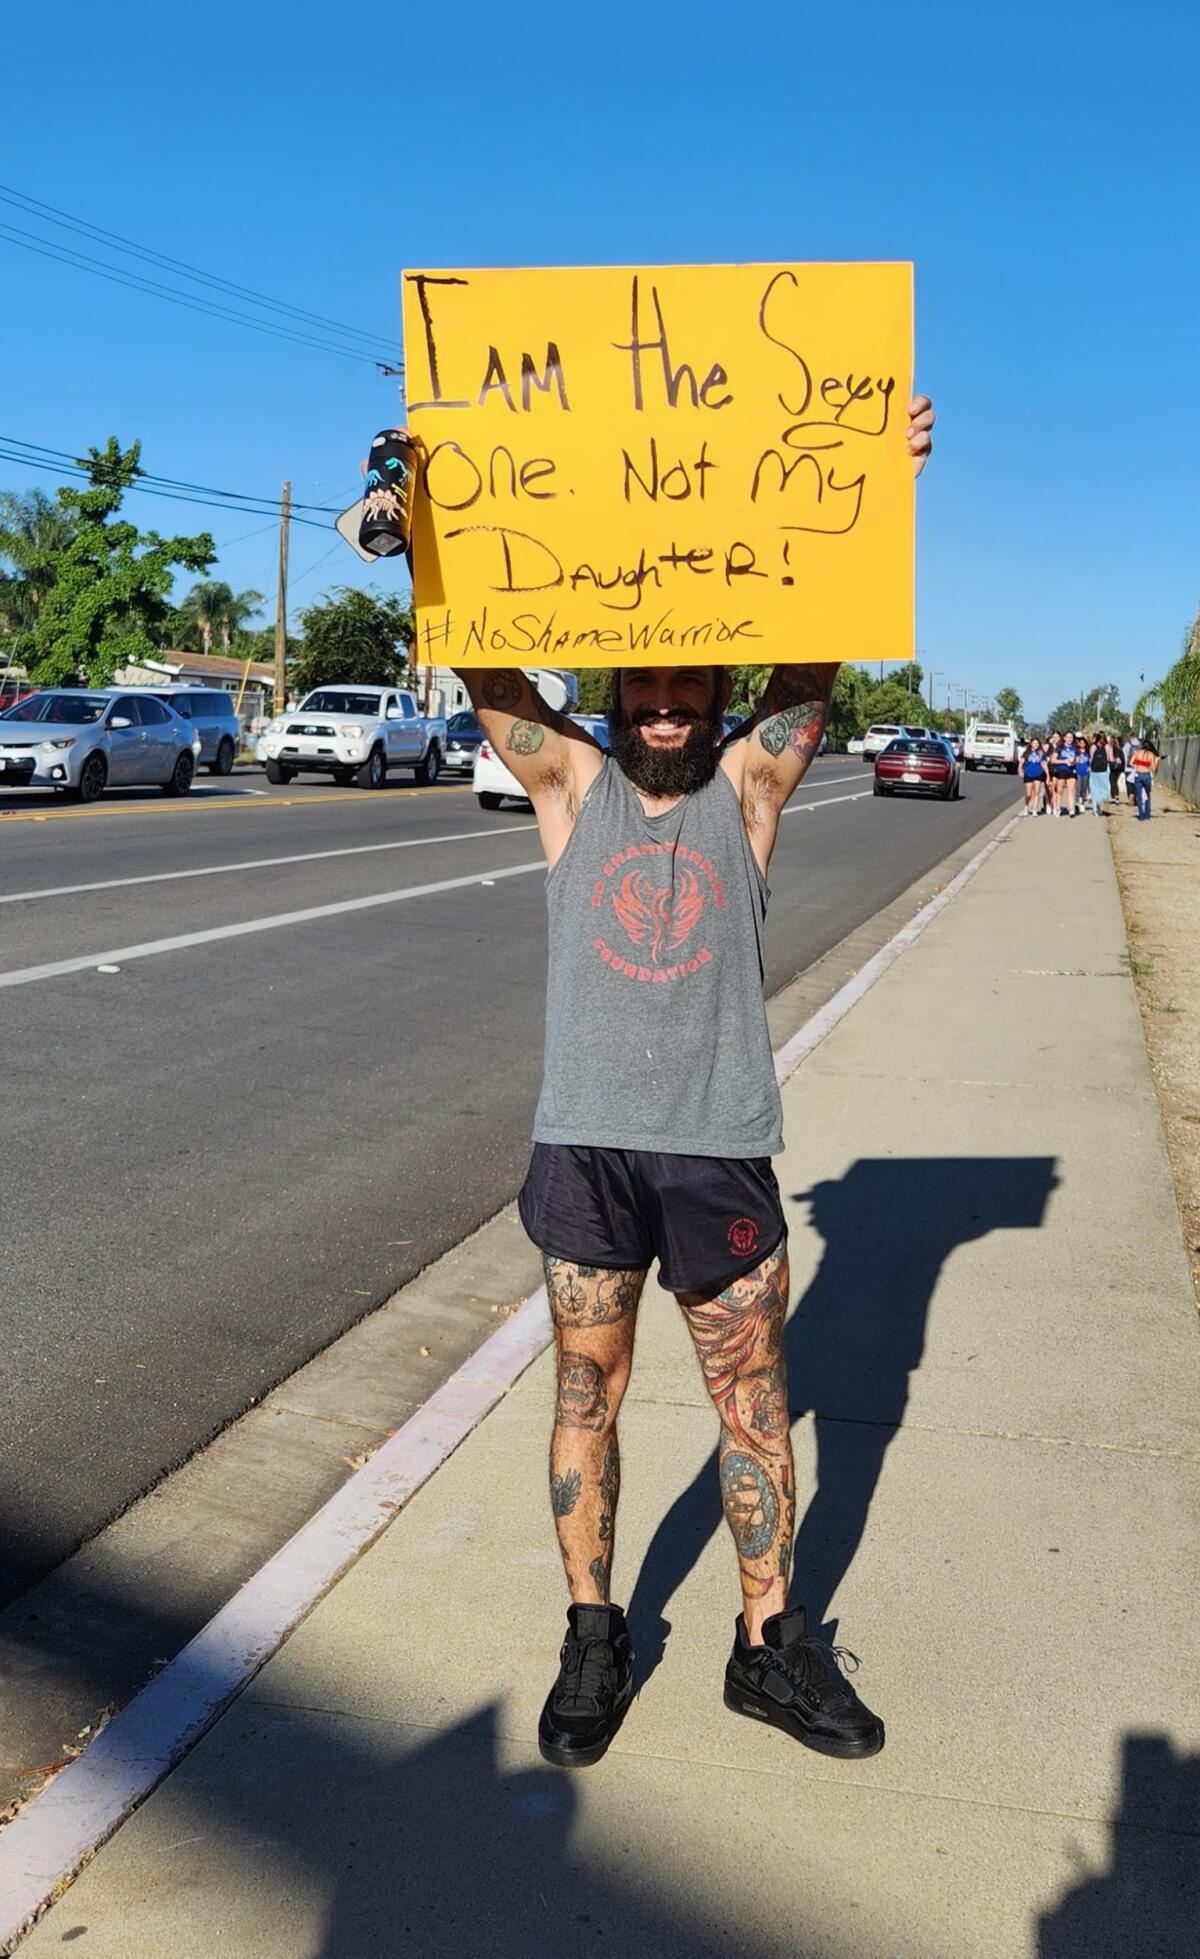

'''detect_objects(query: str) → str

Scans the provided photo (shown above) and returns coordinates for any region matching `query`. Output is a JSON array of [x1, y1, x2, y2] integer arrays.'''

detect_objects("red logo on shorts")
[[728, 1217, 760, 1258]]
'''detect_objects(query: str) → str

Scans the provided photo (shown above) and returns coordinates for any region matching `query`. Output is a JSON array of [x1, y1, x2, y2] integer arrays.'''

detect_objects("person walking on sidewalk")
[[1089, 733, 1111, 814], [1129, 736, 1160, 819], [417, 405, 936, 1770], [1108, 734, 1125, 808], [1123, 734, 1138, 805], [1075, 734, 1091, 812], [1021, 737, 1047, 815], [1053, 734, 1076, 816]]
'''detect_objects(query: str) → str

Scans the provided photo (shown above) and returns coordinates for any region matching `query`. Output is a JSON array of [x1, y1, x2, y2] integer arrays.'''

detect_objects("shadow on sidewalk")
[[20, 1662, 860, 1955], [628, 1156, 1057, 1677], [1036, 1732, 1200, 1956]]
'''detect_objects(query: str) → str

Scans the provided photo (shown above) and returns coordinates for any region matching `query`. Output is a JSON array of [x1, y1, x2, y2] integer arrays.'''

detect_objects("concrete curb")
[[0, 1293, 553, 1953], [0, 807, 1023, 1951]]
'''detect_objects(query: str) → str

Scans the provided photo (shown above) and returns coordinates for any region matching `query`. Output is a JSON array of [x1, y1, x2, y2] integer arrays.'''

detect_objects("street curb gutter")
[[0, 809, 1022, 1951]]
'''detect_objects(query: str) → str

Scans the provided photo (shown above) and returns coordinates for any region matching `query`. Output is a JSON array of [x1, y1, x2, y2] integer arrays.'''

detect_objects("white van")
[[964, 721, 1020, 772]]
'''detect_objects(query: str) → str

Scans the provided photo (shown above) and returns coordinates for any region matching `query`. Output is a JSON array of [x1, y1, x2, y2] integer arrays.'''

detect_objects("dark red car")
[[874, 736, 962, 801]]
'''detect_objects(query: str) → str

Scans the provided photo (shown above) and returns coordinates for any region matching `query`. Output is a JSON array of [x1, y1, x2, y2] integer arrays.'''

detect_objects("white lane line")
[[794, 770, 869, 790], [0, 808, 1023, 1946], [0, 861, 545, 990], [782, 790, 873, 815], [0, 822, 538, 906]]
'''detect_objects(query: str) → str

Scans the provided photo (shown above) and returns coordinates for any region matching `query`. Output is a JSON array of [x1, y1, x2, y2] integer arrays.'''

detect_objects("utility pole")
[[273, 480, 291, 712]]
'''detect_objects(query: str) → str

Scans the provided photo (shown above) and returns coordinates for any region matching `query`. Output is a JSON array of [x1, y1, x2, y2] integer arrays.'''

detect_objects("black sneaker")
[[538, 1603, 634, 1769], [724, 1605, 884, 1758]]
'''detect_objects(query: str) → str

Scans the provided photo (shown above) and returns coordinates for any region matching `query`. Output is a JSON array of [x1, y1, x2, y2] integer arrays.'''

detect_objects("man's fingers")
[[906, 398, 935, 478]]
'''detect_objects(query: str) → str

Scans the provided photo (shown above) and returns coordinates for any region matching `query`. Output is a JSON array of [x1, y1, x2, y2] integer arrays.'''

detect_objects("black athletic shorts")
[[518, 1142, 786, 1297]]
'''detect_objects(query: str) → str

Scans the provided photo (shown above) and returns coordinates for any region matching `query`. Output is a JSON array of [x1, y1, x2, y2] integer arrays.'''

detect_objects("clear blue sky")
[[2, 0, 1196, 720]]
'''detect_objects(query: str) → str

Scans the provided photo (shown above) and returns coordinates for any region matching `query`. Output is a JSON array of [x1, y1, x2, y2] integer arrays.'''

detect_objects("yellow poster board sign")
[[402, 262, 912, 668]]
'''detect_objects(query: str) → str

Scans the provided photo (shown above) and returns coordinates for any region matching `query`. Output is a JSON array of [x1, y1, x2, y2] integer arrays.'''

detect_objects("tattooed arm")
[[454, 669, 605, 865], [720, 663, 838, 872]]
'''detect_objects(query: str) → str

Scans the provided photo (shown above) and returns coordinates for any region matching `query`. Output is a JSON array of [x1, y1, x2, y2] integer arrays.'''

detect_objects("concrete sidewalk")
[[19, 812, 1200, 1957]]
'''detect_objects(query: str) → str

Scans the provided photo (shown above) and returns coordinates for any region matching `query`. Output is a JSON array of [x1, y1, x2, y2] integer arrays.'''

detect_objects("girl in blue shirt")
[[1021, 739, 1046, 816], [1075, 736, 1090, 815]]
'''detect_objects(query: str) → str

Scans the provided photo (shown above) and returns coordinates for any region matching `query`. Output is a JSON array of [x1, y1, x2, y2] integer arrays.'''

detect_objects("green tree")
[[174, 578, 265, 654], [1134, 604, 1200, 737], [6, 440, 214, 687], [994, 686, 1023, 727], [0, 487, 81, 636], [292, 586, 414, 693]]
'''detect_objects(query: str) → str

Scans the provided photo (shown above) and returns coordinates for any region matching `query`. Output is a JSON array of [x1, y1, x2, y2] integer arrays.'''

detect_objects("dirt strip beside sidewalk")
[[1108, 784, 1200, 1308]]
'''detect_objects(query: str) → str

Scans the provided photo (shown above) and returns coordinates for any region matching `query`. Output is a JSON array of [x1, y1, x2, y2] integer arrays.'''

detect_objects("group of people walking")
[[1019, 731, 1161, 820]]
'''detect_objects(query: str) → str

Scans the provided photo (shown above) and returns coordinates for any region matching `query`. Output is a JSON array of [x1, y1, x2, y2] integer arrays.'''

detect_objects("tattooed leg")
[[678, 1246, 796, 1641], [545, 1257, 645, 1605]]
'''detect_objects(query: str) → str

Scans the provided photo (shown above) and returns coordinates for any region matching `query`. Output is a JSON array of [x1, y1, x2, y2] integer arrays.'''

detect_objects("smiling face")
[[607, 666, 731, 798]]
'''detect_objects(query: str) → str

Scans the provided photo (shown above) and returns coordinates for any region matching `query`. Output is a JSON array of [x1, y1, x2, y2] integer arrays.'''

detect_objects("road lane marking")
[[782, 790, 874, 814], [0, 785, 476, 825], [0, 822, 539, 905], [0, 806, 1026, 1942], [0, 860, 546, 989]]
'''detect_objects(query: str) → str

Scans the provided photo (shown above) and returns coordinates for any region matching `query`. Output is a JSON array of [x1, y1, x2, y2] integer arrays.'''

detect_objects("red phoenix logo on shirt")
[[612, 866, 704, 962], [589, 839, 727, 984]]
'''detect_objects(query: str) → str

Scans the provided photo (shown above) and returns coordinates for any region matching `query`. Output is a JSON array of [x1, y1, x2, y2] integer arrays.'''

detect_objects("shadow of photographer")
[[1036, 1731, 1200, 1956]]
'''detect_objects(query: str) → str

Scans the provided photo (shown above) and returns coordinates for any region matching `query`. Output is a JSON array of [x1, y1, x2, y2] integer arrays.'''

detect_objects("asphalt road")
[[0, 757, 1017, 1600]]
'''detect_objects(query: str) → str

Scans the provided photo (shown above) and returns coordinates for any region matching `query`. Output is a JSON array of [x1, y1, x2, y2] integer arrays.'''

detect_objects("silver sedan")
[[0, 689, 201, 801]]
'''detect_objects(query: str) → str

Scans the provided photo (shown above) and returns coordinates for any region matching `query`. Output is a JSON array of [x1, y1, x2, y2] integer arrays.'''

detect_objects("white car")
[[474, 714, 609, 809], [861, 722, 909, 762], [256, 686, 446, 788], [847, 735, 865, 755]]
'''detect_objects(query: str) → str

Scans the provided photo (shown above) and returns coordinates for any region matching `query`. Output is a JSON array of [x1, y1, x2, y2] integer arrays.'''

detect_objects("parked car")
[[256, 686, 447, 788], [144, 685, 242, 774], [964, 719, 1020, 773], [443, 709, 486, 777], [874, 736, 961, 800], [474, 714, 609, 809], [0, 688, 200, 801], [861, 722, 908, 762]]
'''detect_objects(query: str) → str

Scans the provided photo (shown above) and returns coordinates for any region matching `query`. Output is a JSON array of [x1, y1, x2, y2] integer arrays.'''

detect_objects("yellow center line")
[[0, 786, 476, 826]]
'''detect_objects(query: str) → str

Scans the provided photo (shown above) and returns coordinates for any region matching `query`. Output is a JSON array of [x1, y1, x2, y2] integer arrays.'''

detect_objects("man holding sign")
[[391, 262, 932, 1769]]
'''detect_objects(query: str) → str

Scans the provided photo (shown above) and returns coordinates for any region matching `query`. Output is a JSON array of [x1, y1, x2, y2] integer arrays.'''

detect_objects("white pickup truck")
[[257, 686, 447, 789], [964, 720, 1020, 773]]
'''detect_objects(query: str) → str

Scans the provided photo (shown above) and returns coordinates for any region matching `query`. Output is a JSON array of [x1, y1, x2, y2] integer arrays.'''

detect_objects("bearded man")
[[444, 397, 934, 1768]]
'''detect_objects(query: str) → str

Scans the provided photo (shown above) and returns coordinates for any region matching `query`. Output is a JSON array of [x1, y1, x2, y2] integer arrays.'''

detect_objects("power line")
[[0, 222, 399, 368], [0, 182, 402, 356], [0, 446, 334, 530], [0, 435, 347, 516], [289, 541, 345, 588]]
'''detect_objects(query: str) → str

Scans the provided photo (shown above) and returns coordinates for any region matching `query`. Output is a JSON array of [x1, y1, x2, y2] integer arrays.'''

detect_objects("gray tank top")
[[533, 758, 784, 1158]]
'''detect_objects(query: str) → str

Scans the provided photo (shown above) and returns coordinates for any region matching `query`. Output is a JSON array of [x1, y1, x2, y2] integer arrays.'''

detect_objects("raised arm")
[[456, 669, 604, 862], [720, 663, 837, 870]]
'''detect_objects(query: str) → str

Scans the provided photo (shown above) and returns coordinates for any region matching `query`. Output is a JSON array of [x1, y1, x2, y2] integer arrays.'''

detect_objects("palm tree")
[[175, 580, 226, 655], [175, 580, 264, 655], [221, 587, 265, 652], [0, 488, 79, 626]]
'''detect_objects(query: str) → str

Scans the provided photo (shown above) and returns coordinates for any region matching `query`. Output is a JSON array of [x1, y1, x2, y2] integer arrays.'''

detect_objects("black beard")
[[607, 712, 722, 798]]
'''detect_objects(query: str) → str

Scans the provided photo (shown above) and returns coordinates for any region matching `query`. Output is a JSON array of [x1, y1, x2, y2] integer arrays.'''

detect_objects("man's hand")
[[908, 395, 935, 476]]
